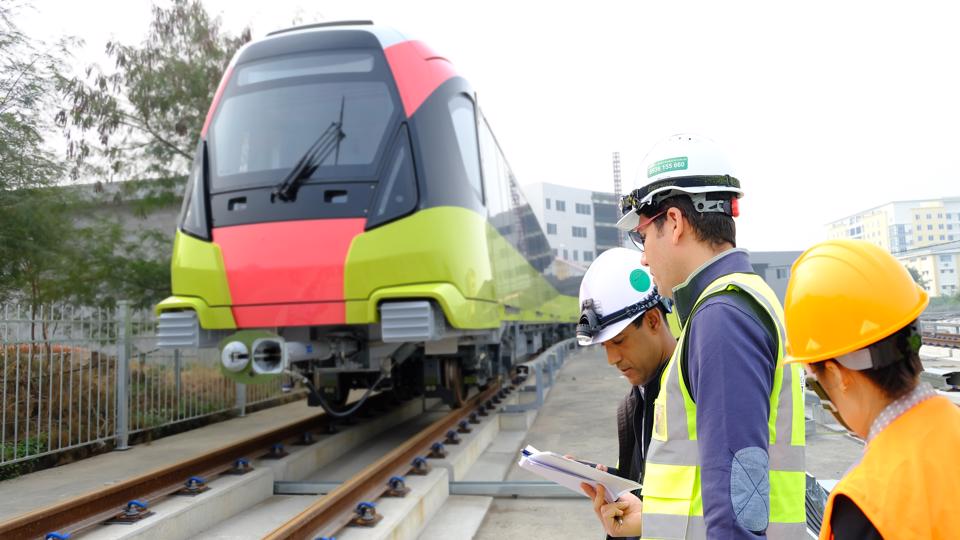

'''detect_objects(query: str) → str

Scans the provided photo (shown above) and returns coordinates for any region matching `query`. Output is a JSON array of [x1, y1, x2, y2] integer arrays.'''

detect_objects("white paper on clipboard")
[[517, 445, 642, 503]]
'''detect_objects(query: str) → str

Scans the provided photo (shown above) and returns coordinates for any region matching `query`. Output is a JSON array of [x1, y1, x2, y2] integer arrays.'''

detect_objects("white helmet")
[[616, 134, 743, 231], [577, 248, 670, 346]]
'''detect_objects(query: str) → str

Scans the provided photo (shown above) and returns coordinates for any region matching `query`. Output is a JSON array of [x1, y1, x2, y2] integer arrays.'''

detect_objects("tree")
[[0, 189, 76, 307], [0, 2, 172, 310], [62, 215, 171, 309], [1, 184, 172, 310], [0, 1, 72, 192], [56, 0, 250, 181], [907, 266, 929, 291], [0, 1, 76, 303]]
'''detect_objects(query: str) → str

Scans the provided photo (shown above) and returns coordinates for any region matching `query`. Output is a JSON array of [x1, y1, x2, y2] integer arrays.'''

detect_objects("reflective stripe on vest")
[[641, 273, 806, 540]]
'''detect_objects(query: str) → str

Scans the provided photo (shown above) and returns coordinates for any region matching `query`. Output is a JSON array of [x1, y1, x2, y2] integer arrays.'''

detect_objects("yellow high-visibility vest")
[[642, 273, 806, 539]]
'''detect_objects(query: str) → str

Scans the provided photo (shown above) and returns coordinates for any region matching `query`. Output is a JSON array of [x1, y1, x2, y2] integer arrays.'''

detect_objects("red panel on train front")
[[384, 40, 457, 117], [213, 218, 366, 326], [231, 302, 346, 328]]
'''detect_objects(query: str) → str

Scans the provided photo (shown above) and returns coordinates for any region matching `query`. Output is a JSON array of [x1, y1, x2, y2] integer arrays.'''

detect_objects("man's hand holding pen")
[[581, 483, 643, 537]]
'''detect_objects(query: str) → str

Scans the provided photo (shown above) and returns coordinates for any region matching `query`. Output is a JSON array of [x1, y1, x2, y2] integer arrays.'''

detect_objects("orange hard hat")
[[783, 239, 929, 365]]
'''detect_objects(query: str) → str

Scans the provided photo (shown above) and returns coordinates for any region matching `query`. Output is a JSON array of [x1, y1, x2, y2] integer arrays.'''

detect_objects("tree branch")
[[119, 111, 191, 160]]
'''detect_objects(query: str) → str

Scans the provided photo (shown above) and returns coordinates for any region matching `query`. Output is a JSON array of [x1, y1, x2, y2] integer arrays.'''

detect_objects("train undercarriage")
[[160, 300, 572, 413]]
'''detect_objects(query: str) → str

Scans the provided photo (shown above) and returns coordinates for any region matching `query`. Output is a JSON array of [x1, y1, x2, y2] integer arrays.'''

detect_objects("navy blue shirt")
[[672, 249, 778, 539]]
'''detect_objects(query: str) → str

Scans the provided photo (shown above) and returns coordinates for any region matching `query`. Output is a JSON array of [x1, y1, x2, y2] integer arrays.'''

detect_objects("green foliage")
[[0, 2, 174, 309], [56, 0, 250, 181], [0, 436, 47, 480], [0, 186, 171, 309], [1, 435, 47, 462], [927, 292, 960, 313], [0, 187, 76, 304], [0, 1, 75, 303], [907, 266, 929, 290], [62, 217, 172, 309], [0, 1, 73, 192]]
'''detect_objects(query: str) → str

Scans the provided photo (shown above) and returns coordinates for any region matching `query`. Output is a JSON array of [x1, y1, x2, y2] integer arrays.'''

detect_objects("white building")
[[898, 241, 960, 297], [524, 182, 625, 267], [525, 182, 802, 302]]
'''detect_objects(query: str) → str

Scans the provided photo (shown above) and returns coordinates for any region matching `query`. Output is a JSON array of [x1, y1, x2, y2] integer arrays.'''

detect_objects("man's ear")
[[666, 207, 684, 245], [645, 308, 661, 331]]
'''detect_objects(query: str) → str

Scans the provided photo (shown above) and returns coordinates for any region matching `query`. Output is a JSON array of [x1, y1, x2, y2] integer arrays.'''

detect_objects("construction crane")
[[612, 151, 624, 246]]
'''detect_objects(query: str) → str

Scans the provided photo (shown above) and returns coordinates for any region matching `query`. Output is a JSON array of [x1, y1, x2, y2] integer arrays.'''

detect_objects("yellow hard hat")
[[783, 239, 929, 365]]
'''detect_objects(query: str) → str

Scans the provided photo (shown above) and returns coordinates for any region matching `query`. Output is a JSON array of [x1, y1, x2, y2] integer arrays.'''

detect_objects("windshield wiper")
[[272, 106, 347, 202]]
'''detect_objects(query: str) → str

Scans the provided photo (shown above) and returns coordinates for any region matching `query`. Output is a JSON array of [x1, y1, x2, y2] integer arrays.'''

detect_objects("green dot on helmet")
[[629, 269, 651, 293]]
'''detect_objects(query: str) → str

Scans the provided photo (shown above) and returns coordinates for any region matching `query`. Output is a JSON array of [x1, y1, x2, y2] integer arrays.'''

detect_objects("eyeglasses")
[[805, 374, 855, 433], [627, 210, 667, 252]]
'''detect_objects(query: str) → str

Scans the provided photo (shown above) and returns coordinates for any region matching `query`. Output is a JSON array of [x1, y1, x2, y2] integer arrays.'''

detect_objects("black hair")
[[810, 322, 923, 400], [630, 303, 670, 329], [643, 194, 736, 248]]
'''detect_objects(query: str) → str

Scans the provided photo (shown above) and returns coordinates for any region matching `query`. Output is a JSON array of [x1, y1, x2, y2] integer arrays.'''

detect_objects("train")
[[155, 21, 579, 411]]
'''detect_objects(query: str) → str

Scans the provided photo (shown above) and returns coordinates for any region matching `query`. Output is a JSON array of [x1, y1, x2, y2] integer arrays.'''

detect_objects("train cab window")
[[366, 124, 418, 229], [208, 51, 398, 192], [448, 95, 484, 202]]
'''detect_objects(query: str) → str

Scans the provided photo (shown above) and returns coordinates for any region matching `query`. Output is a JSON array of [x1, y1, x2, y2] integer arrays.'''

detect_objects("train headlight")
[[221, 341, 249, 373], [251, 338, 285, 375]]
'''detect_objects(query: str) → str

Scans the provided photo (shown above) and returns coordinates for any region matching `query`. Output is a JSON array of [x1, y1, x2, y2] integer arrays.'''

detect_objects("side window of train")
[[478, 115, 506, 218], [448, 95, 484, 203]]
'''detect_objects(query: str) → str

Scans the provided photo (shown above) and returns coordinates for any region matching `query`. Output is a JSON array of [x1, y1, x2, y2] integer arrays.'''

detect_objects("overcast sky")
[[19, 0, 960, 251]]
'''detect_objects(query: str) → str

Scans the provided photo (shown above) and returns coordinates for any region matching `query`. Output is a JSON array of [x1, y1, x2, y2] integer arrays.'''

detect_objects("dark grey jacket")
[[604, 362, 665, 540]]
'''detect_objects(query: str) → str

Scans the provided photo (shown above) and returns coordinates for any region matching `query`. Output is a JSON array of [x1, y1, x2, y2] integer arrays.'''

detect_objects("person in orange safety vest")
[[783, 238, 960, 540]]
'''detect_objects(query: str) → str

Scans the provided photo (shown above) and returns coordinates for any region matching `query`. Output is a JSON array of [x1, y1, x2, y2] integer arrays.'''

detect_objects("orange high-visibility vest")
[[820, 395, 960, 540]]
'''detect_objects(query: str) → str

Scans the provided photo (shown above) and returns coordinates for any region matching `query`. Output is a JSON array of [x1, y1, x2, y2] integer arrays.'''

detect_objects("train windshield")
[[208, 50, 399, 192]]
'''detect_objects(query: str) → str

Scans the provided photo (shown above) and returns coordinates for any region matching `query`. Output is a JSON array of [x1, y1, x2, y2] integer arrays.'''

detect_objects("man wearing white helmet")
[[575, 248, 677, 540], [584, 135, 806, 539]]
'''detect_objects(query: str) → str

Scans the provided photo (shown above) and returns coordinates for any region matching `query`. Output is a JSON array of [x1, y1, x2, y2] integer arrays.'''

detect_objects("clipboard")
[[518, 445, 642, 503]]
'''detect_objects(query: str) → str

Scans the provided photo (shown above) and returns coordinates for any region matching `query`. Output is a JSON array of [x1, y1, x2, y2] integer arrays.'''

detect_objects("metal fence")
[[1, 302, 298, 467]]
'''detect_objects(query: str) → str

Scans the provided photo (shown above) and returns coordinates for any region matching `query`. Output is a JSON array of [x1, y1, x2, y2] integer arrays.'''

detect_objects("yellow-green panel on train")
[[169, 230, 233, 306], [155, 295, 236, 329], [155, 230, 236, 329], [344, 206, 576, 327]]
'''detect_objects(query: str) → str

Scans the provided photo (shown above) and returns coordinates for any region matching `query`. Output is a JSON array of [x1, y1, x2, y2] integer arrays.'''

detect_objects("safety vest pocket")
[[642, 463, 702, 516]]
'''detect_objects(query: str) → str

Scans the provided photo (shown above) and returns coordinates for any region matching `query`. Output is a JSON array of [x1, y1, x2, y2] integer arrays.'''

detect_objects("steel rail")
[[923, 333, 960, 349], [264, 383, 503, 540], [0, 392, 395, 540]]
